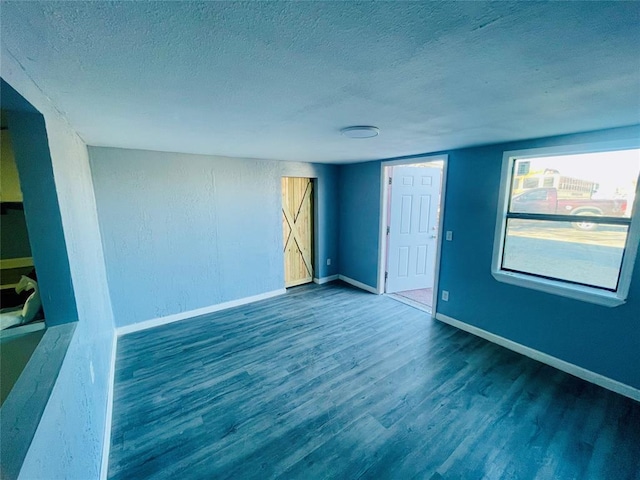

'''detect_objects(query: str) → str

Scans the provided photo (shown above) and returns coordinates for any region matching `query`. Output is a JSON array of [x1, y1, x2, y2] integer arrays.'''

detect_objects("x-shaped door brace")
[[282, 181, 313, 277]]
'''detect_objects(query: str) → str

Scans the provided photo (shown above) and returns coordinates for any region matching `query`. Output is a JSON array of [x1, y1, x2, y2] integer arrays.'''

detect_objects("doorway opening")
[[1, 78, 80, 477], [0, 111, 46, 405], [282, 177, 314, 288], [378, 155, 448, 314]]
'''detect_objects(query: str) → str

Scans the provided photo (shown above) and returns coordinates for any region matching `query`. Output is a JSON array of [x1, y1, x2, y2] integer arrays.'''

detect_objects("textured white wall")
[[89, 147, 340, 328], [2, 47, 115, 479]]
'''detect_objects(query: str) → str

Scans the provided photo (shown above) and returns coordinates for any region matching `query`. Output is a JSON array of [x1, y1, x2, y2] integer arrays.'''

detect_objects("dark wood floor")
[[109, 282, 640, 479]]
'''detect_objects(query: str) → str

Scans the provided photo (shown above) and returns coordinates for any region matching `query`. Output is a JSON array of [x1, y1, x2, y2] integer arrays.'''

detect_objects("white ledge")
[[492, 270, 626, 307]]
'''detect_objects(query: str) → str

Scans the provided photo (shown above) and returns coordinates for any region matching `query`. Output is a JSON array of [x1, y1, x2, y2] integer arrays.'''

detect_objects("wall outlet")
[[446, 231, 453, 241], [326, 258, 331, 266], [441, 290, 449, 301]]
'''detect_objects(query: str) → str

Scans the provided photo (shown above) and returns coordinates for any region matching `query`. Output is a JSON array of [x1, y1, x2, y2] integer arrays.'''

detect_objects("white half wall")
[[2, 45, 116, 480]]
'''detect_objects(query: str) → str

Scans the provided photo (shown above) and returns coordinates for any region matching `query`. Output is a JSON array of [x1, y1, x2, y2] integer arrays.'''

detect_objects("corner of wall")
[[3, 44, 117, 480]]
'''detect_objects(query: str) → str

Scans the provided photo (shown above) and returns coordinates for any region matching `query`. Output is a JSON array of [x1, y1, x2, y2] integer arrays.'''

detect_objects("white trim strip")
[[116, 289, 286, 336], [313, 275, 339, 285], [376, 163, 389, 294], [100, 334, 118, 480], [435, 312, 640, 402], [338, 275, 378, 294]]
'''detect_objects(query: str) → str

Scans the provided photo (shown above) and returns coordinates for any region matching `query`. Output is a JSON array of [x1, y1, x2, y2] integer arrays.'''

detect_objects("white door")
[[386, 166, 442, 293]]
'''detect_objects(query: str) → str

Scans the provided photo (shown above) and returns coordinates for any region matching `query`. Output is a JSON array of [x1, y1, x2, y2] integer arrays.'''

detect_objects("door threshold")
[[386, 293, 432, 315]]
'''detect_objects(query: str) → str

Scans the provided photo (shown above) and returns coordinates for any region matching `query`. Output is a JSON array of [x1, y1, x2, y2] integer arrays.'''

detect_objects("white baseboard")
[[313, 275, 339, 285], [103, 288, 285, 475], [116, 289, 286, 336], [435, 313, 640, 403], [338, 275, 378, 294], [100, 333, 118, 480]]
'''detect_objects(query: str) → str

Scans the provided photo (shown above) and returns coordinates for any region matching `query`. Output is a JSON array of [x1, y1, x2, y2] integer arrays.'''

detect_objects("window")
[[492, 142, 640, 306]]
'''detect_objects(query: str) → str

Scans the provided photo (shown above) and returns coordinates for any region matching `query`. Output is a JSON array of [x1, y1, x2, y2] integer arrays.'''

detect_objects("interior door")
[[282, 177, 313, 287], [386, 166, 442, 293]]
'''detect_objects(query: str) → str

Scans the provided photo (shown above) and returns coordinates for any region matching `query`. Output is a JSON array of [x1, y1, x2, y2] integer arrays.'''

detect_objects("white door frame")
[[376, 154, 449, 314]]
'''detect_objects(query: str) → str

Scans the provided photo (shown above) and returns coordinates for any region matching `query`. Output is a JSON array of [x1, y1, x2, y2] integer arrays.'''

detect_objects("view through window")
[[497, 147, 639, 297]]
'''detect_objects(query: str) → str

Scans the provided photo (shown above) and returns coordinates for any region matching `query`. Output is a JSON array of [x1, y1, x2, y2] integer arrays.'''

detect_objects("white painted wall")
[[2, 47, 116, 479], [88, 146, 340, 328]]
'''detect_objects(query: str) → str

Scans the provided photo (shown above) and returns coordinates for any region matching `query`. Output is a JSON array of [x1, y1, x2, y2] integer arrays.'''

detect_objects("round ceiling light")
[[340, 125, 380, 139]]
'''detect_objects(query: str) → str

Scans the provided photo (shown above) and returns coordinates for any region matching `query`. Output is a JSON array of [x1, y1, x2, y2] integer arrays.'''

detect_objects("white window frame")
[[492, 140, 640, 307]]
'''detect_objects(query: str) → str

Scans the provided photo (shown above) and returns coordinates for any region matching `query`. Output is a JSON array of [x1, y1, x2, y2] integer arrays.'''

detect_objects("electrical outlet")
[[441, 290, 449, 301], [326, 258, 331, 266], [446, 231, 453, 241]]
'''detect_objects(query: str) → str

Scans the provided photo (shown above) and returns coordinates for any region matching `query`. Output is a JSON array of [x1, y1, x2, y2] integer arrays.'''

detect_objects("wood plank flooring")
[[109, 282, 640, 479]]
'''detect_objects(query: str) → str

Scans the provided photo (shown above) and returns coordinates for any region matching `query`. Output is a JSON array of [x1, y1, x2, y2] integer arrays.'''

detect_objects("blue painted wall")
[[438, 125, 640, 389], [2, 61, 115, 479], [338, 161, 382, 287], [89, 147, 339, 328], [338, 125, 640, 390]]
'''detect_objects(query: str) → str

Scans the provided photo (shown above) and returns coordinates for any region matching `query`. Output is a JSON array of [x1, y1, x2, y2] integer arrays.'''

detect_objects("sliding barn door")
[[282, 177, 313, 287]]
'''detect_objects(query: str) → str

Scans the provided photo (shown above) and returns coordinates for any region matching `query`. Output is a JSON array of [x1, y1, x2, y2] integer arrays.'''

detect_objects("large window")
[[492, 143, 640, 306]]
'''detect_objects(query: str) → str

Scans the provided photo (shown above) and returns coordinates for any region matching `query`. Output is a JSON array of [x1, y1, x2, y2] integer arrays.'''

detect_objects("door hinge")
[[388, 177, 392, 185], [386, 226, 390, 235], [385, 271, 388, 280]]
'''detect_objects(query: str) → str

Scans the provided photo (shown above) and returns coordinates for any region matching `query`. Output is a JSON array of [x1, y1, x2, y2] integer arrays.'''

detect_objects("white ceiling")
[[1, 1, 639, 164]]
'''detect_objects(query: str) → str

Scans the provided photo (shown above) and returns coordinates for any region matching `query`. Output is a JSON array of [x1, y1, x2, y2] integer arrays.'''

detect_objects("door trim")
[[377, 154, 449, 314]]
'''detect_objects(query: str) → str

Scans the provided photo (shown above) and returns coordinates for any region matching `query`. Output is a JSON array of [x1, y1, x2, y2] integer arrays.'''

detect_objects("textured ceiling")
[[1, 1, 639, 163]]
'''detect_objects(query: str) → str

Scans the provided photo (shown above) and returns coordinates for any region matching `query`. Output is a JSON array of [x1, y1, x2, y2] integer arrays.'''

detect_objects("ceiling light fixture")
[[340, 125, 379, 139]]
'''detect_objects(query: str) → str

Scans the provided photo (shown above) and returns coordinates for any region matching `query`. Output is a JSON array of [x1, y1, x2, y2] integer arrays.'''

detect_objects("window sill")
[[492, 270, 626, 307]]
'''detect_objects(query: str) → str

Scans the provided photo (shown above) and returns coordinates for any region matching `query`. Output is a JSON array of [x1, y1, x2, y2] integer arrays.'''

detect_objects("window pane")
[[511, 149, 640, 216], [502, 219, 628, 290]]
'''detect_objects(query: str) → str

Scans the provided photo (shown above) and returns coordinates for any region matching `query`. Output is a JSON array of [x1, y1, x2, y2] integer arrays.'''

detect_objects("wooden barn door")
[[282, 177, 314, 287]]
